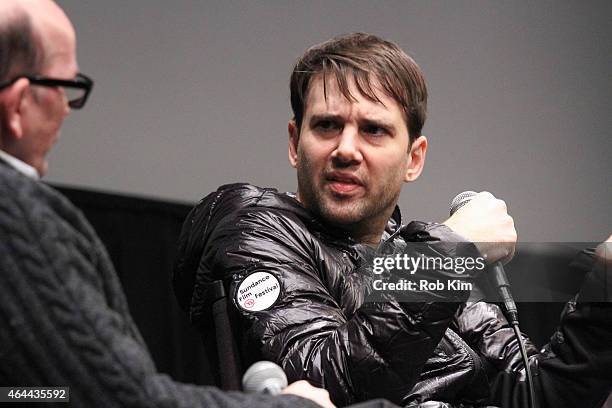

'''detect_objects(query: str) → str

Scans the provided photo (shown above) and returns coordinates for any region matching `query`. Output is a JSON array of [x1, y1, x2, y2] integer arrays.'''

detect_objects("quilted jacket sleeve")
[[454, 249, 612, 408], [180, 185, 473, 406]]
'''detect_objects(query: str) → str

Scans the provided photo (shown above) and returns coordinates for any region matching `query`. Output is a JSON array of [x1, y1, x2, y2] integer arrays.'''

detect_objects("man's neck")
[[344, 221, 386, 246], [293, 190, 393, 245], [0, 150, 40, 180]]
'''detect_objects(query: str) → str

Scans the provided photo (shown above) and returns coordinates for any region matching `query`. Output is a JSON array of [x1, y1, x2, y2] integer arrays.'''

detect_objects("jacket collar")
[[261, 189, 404, 248]]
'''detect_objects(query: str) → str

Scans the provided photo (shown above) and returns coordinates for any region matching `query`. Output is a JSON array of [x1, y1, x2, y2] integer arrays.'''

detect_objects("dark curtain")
[[53, 184, 213, 385]]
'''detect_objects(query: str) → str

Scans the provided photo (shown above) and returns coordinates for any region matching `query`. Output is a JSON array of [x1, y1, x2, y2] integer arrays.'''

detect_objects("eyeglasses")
[[0, 73, 93, 109]]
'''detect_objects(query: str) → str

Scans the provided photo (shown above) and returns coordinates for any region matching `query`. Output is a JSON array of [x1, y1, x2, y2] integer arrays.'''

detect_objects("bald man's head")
[[0, 0, 79, 176]]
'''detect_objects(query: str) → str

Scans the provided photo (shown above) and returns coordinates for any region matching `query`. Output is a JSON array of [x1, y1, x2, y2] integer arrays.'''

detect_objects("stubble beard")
[[296, 159, 402, 236]]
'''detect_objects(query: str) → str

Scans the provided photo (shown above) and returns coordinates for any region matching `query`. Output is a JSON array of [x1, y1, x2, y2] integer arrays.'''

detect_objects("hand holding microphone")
[[443, 191, 517, 265], [444, 191, 519, 324], [282, 380, 335, 408], [444, 192, 538, 407], [242, 361, 335, 408]]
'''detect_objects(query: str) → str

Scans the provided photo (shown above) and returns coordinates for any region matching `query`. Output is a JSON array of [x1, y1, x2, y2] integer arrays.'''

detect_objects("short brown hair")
[[290, 33, 427, 143]]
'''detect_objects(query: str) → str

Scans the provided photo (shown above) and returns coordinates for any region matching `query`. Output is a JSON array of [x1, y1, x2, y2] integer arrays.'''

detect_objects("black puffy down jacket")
[[174, 183, 611, 407]]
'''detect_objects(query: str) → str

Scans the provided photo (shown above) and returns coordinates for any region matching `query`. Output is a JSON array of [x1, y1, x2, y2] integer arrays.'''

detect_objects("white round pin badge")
[[235, 272, 281, 312]]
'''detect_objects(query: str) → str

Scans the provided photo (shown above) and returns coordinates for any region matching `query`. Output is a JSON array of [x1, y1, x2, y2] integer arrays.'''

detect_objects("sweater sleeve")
[[0, 174, 317, 408]]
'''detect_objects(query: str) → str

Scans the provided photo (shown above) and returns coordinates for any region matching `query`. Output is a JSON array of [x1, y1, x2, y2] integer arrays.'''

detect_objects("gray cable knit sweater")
[[0, 160, 318, 408]]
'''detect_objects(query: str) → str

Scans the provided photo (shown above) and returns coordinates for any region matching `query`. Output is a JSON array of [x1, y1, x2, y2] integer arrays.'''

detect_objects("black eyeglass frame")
[[0, 73, 93, 109]]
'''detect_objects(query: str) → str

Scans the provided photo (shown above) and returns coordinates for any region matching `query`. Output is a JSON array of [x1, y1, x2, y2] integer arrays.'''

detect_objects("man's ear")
[[2, 78, 30, 140], [404, 135, 428, 182], [288, 119, 299, 168]]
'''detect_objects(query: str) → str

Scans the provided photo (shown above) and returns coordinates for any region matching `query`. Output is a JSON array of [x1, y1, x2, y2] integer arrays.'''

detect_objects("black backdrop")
[[53, 184, 570, 386], [54, 184, 212, 385]]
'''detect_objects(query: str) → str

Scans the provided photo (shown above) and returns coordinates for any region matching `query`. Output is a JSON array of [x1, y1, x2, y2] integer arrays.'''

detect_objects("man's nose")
[[331, 127, 363, 165]]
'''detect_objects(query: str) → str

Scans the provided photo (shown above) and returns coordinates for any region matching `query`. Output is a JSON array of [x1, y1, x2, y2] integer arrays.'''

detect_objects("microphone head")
[[242, 361, 288, 395], [450, 191, 477, 215]]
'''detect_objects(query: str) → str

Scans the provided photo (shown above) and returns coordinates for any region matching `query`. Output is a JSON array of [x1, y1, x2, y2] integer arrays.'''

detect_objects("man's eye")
[[314, 120, 341, 132], [362, 125, 387, 136]]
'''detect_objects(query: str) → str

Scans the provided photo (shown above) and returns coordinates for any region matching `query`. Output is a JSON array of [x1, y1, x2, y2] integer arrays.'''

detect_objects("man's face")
[[288, 74, 426, 243], [18, 8, 78, 176]]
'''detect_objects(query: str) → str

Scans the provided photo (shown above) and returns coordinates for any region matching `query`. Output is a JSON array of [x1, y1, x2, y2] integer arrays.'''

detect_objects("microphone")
[[450, 192, 536, 407], [450, 191, 519, 324], [242, 361, 288, 395]]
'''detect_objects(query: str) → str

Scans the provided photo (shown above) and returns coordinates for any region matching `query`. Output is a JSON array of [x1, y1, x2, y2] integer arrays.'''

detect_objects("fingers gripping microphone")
[[449, 191, 519, 325], [242, 361, 288, 395]]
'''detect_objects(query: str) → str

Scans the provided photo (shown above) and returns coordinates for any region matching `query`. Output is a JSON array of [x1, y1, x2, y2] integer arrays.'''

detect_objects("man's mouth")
[[325, 172, 364, 194]]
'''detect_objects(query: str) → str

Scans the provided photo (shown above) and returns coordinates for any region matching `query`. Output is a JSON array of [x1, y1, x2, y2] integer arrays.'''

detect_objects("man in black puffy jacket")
[[173, 33, 612, 407]]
